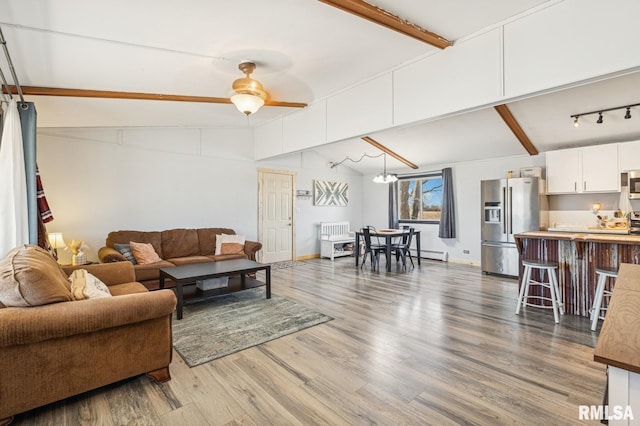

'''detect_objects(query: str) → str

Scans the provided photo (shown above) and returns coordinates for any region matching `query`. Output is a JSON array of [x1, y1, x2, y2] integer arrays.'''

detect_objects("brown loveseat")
[[0, 245, 176, 425], [98, 228, 262, 290]]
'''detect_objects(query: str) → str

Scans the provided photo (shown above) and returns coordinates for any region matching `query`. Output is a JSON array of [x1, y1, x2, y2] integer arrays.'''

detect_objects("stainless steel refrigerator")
[[481, 177, 548, 277]]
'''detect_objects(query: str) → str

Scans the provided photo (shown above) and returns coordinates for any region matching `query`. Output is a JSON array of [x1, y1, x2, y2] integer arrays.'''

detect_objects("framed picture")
[[314, 180, 348, 206]]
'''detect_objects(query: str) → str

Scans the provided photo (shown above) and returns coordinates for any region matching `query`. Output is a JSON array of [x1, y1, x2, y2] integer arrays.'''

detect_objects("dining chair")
[[391, 227, 415, 268], [361, 226, 387, 271]]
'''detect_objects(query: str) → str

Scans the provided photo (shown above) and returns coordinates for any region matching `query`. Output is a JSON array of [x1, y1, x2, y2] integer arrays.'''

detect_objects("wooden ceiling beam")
[[2, 86, 307, 108], [362, 136, 418, 169], [494, 104, 538, 156], [318, 0, 452, 49]]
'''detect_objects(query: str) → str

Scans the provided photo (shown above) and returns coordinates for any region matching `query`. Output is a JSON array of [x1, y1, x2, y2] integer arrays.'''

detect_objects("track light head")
[[571, 102, 638, 127]]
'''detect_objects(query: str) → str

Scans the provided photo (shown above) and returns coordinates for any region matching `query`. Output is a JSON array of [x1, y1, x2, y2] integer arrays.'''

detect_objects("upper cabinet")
[[546, 144, 620, 194], [618, 140, 640, 172]]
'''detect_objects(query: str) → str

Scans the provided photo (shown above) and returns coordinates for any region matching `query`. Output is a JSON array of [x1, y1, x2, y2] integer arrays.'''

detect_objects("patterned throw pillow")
[[114, 243, 137, 264], [68, 269, 112, 300], [215, 234, 246, 255], [129, 241, 163, 264]]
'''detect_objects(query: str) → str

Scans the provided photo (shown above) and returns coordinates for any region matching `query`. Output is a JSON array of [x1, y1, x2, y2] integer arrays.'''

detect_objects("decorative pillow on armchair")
[[0, 244, 73, 307], [69, 269, 112, 300], [129, 241, 163, 264], [215, 234, 246, 255], [114, 243, 138, 265]]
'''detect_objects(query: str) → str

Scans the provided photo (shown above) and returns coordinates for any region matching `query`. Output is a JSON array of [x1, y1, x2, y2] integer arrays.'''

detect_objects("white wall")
[[37, 128, 363, 263], [361, 153, 547, 265]]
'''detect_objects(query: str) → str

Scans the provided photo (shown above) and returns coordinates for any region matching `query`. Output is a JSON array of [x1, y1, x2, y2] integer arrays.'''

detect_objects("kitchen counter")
[[514, 231, 640, 317], [594, 263, 640, 374], [547, 226, 629, 235]]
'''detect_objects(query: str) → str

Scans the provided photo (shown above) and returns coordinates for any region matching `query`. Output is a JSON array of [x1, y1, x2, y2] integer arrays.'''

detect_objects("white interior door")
[[259, 171, 293, 263]]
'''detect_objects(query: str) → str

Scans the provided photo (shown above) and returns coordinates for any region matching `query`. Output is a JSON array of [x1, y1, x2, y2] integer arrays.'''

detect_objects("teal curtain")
[[388, 181, 399, 229], [438, 167, 456, 238]]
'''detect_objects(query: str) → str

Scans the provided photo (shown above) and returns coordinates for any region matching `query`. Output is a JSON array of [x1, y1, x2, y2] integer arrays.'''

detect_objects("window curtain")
[[0, 99, 29, 257], [388, 180, 399, 229], [438, 167, 456, 239], [19, 102, 38, 244]]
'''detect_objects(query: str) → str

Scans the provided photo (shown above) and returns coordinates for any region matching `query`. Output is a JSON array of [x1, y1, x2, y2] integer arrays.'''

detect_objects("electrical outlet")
[[463, 250, 470, 254]]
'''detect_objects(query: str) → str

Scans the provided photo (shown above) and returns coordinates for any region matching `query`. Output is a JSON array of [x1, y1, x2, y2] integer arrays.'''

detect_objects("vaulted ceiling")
[[1, 0, 639, 173]]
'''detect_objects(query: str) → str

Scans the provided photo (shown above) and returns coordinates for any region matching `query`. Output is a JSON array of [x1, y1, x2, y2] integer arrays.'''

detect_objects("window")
[[398, 173, 443, 223]]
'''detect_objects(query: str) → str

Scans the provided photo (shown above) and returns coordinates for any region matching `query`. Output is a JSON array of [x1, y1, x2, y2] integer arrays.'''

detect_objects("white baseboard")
[[414, 249, 448, 262]]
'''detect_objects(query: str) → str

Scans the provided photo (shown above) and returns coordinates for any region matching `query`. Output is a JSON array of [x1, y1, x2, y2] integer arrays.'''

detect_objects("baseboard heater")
[[414, 249, 448, 262]]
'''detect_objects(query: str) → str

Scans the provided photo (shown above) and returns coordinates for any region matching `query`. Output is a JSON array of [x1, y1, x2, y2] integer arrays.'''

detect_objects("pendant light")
[[373, 153, 398, 184]]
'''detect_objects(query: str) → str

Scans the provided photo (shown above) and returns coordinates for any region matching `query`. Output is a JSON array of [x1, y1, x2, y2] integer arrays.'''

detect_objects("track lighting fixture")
[[570, 102, 639, 127]]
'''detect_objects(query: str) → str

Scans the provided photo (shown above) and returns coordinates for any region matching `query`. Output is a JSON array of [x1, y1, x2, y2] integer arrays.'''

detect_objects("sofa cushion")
[[107, 281, 148, 296], [130, 241, 163, 264], [215, 234, 246, 255], [133, 260, 175, 282], [166, 256, 214, 266], [0, 245, 73, 307], [69, 269, 112, 300], [107, 231, 163, 259], [197, 228, 236, 255], [114, 243, 138, 264], [206, 253, 248, 262], [161, 229, 199, 259]]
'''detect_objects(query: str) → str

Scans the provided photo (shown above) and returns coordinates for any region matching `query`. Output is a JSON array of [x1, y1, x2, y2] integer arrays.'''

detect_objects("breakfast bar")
[[514, 231, 640, 317]]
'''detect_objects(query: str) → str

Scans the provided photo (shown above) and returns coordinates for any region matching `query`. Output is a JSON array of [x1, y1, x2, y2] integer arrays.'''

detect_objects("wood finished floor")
[[12, 259, 607, 425]]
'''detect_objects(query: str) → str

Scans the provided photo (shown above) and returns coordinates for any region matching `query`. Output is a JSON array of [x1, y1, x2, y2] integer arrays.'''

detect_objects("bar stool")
[[589, 267, 618, 331], [516, 260, 564, 324]]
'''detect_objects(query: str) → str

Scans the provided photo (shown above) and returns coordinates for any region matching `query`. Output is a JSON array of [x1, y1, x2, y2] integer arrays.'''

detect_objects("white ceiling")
[[1, 0, 640, 173]]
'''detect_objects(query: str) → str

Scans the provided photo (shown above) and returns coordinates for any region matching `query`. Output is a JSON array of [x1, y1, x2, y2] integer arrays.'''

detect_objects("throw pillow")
[[215, 234, 246, 255], [68, 269, 112, 300], [0, 244, 73, 307], [129, 241, 163, 264], [114, 243, 138, 265]]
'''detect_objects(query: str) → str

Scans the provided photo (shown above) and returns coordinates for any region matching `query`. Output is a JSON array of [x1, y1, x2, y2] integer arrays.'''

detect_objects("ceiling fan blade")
[[3, 86, 307, 109]]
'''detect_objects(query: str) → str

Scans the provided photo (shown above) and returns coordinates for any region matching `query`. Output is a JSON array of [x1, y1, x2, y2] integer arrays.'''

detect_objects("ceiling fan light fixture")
[[230, 93, 265, 116], [230, 61, 267, 116]]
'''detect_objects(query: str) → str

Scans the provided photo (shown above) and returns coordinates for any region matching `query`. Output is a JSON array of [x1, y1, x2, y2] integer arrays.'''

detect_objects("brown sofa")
[[0, 247, 176, 425], [98, 228, 262, 290]]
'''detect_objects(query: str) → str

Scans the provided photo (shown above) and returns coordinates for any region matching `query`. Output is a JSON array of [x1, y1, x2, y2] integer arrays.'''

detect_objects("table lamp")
[[48, 232, 66, 260]]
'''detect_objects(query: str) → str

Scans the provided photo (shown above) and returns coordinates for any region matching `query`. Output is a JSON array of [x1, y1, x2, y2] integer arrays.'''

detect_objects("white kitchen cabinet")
[[546, 144, 619, 194], [618, 140, 640, 172]]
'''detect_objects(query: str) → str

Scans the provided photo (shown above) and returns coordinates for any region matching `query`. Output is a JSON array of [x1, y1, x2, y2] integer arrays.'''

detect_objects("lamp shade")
[[48, 232, 66, 249], [230, 93, 265, 116]]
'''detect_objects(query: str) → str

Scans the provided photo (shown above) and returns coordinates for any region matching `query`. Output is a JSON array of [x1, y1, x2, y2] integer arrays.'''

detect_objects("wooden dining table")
[[354, 228, 421, 272]]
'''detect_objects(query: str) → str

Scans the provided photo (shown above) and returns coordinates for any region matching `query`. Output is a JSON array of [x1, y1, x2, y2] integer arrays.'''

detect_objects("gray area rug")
[[172, 288, 333, 367]]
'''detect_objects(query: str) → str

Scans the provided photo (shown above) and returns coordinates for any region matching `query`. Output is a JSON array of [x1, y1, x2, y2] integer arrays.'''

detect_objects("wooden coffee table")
[[159, 259, 271, 319]]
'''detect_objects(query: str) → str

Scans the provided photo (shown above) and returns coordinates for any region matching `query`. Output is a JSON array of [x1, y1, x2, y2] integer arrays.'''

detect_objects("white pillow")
[[215, 234, 246, 255], [69, 269, 112, 300]]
